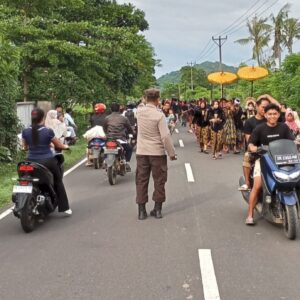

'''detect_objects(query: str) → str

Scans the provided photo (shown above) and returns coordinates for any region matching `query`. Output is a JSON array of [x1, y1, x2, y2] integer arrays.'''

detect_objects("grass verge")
[[0, 139, 86, 210]]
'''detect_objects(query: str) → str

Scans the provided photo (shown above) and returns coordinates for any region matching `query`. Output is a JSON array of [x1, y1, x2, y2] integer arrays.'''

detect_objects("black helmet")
[[127, 101, 135, 109]]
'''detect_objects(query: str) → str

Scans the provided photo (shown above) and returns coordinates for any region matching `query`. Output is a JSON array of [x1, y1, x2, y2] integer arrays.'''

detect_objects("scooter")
[[88, 138, 106, 169], [103, 140, 127, 185], [239, 139, 300, 240], [12, 153, 65, 233]]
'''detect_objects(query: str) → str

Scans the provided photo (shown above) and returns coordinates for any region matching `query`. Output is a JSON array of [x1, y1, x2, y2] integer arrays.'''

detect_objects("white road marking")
[[0, 157, 87, 221], [0, 208, 13, 221], [185, 163, 195, 182], [198, 249, 221, 300], [63, 158, 87, 177], [175, 128, 179, 134], [179, 139, 184, 147]]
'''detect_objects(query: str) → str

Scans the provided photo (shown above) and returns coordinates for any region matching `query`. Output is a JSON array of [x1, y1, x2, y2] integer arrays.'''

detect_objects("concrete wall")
[[16, 101, 52, 128], [16, 102, 35, 128]]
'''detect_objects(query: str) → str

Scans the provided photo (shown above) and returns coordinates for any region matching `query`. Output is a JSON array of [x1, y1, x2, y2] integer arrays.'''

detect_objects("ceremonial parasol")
[[237, 66, 269, 96], [208, 71, 238, 85], [208, 72, 238, 98]]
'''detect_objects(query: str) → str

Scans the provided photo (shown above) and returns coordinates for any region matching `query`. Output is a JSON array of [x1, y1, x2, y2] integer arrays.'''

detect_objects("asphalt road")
[[1, 128, 300, 300]]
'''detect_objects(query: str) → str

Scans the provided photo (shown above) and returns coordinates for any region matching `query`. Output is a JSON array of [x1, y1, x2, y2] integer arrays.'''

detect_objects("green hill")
[[157, 61, 238, 87]]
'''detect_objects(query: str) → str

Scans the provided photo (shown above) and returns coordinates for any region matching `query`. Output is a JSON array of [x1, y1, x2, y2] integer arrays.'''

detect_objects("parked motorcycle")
[[239, 139, 300, 240], [103, 140, 127, 185], [88, 137, 106, 169], [12, 153, 65, 233]]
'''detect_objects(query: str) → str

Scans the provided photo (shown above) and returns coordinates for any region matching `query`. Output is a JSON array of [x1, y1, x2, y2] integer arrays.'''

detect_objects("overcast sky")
[[118, 0, 300, 78]]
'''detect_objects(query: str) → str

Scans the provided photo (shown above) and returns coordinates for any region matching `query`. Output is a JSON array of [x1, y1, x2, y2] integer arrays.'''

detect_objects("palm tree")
[[282, 18, 300, 54], [271, 3, 290, 67], [235, 16, 272, 66]]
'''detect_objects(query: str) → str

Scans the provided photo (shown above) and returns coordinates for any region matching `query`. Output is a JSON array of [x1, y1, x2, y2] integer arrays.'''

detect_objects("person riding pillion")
[[103, 102, 134, 171]]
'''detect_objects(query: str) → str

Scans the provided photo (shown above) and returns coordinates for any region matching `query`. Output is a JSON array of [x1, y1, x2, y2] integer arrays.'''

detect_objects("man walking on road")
[[136, 88, 177, 220]]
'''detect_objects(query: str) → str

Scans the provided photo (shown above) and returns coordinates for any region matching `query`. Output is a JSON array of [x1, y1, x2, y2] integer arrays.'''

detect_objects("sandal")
[[212, 155, 217, 160], [238, 184, 250, 191], [218, 153, 222, 159], [203, 150, 209, 154], [245, 217, 255, 226]]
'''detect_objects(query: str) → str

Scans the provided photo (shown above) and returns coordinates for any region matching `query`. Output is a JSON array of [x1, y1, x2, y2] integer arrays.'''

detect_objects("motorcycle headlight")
[[289, 171, 300, 180], [273, 171, 289, 182]]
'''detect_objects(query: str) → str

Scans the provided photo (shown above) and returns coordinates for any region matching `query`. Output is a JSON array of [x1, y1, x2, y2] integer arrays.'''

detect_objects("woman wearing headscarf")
[[45, 110, 67, 141], [285, 108, 300, 137]]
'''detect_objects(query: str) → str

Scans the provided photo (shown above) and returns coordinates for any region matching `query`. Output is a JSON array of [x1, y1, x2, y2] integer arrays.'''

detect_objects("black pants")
[[30, 157, 70, 212], [122, 143, 132, 162]]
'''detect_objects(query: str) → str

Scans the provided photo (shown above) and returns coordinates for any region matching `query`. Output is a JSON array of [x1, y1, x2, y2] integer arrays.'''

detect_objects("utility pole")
[[187, 61, 195, 91], [212, 36, 227, 98]]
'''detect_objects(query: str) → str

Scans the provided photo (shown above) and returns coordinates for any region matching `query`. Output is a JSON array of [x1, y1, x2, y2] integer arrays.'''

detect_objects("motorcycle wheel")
[[108, 166, 117, 185], [283, 204, 298, 240], [20, 195, 36, 233], [93, 158, 100, 169]]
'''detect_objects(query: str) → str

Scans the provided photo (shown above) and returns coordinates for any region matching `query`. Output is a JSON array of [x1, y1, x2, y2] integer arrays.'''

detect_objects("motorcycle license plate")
[[104, 148, 119, 154], [274, 154, 300, 165], [13, 185, 32, 194]]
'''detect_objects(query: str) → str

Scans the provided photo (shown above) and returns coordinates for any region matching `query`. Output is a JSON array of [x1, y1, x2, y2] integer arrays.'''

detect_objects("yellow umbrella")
[[208, 71, 238, 85], [237, 66, 269, 96], [208, 72, 238, 98]]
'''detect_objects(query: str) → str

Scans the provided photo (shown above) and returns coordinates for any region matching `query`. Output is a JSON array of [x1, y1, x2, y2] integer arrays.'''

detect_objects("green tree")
[[0, 0, 156, 104], [235, 16, 272, 66], [282, 18, 300, 54], [0, 40, 21, 154], [271, 3, 290, 67]]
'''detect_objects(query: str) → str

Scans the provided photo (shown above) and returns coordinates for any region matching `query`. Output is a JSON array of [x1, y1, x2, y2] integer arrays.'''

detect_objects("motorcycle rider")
[[90, 103, 107, 128], [22, 108, 72, 216], [240, 97, 270, 190], [103, 102, 134, 171], [245, 103, 295, 225]]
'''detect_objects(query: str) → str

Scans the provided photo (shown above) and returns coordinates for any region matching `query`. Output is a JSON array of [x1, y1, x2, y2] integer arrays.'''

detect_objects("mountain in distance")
[[157, 61, 238, 87]]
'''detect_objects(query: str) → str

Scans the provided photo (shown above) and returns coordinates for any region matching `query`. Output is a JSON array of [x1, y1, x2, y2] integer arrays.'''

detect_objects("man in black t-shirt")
[[245, 103, 294, 225], [240, 98, 270, 190]]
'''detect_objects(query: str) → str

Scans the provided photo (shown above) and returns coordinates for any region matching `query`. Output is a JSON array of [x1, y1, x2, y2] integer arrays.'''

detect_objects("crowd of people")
[[21, 90, 300, 223], [160, 95, 300, 160]]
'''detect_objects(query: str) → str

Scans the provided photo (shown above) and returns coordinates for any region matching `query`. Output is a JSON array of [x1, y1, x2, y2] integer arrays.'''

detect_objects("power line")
[[218, 0, 268, 36], [193, 0, 271, 63], [226, 0, 281, 36]]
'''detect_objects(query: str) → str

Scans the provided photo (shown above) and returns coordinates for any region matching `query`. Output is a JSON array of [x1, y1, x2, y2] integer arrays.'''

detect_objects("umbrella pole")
[[251, 81, 254, 97], [221, 84, 224, 98]]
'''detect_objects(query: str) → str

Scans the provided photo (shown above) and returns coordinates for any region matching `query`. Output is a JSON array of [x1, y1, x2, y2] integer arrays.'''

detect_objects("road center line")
[[198, 249, 221, 300], [0, 157, 87, 221], [175, 128, 179, 134], [185, 163, 195, 182], [179, 139, 184, 147]]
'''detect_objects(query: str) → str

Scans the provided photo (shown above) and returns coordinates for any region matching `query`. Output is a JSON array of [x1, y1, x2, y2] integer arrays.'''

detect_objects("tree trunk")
[[23, 75, 29, 102]]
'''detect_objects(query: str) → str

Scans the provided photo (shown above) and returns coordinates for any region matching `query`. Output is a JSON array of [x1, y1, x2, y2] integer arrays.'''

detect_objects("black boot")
[[138, 204, 147, 220], [150, 202, 163, 219]]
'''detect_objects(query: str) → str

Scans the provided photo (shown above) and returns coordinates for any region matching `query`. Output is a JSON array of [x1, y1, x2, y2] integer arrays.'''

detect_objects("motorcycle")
[[12, 153, 65, 233], [103, 140, 127, 185], [88, 137, 106, 169], [239, 139, 300, 240]]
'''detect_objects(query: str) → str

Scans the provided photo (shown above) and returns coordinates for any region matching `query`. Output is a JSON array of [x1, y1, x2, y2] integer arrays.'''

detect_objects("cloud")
[[118, 0, 300, 77]]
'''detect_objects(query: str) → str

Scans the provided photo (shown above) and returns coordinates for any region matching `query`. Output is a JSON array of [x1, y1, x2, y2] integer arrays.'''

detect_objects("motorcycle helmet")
[[127, 101, 135, 109], [94, 103, 106, 113]]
